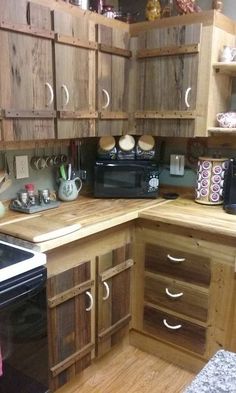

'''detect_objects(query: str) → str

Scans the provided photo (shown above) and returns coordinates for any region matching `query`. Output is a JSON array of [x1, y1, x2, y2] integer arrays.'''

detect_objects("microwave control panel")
[[147, 172, 159, 192]]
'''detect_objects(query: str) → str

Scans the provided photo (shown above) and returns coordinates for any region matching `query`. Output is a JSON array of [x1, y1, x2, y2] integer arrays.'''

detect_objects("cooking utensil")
[[68, 163, 72, 180], [60, 165, 67, 181]]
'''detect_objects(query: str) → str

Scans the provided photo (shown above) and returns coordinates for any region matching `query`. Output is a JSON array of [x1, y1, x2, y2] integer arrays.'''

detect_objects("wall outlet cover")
[[15, 155, 29, 179], [170, 154, 185, 176]]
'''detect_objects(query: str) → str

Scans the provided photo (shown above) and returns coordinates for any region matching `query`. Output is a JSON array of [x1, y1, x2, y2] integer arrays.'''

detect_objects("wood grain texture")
[[47, 261, 94, 391], [96, 243, 132, 357], [144, 272, 209, 322], [145, 242, 211, 287], [143, 305, 206, 355], [55, 344, 195, 393]]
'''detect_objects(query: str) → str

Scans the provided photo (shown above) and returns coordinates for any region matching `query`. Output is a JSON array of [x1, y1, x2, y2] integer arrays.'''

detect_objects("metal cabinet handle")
[[61, 84, 70, 107], [165, 288, 183, 299], [163, 319, 182, 330], [102, 281, 110, 301], [102, 88, 110, 109], [85, 291, 94, 311], [167, 254, 186, 263], [45, 82, 54, 106], [185, 87, 191, 108]]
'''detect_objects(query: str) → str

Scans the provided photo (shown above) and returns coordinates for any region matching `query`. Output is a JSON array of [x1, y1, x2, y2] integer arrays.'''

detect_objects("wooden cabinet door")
[[96, 243, 133, 357], [0, 1, 55, 141], [53, 11, 97, 139], [47, 261, 95, 392], [97, 25, 131, 136], [135, 23, 202, 137]]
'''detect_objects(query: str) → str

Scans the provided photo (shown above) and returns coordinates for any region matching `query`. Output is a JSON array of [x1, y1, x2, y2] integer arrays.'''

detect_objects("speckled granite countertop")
[[184, 350, 236, 393]]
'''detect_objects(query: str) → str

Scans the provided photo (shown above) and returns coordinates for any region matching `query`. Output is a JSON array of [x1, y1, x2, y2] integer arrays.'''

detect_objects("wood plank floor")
[[57, 345, 195, 393]]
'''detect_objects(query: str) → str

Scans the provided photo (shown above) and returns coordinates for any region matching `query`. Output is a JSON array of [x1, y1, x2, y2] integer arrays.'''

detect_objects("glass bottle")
[[145, 0, 161, 21], [161, 0, 173, 18]]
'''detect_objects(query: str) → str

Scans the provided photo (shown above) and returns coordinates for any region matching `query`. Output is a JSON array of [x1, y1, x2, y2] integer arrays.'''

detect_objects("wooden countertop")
[[139, 196, 236, 238], [0, 196, 167, 252], [1, 193, 236, 252]]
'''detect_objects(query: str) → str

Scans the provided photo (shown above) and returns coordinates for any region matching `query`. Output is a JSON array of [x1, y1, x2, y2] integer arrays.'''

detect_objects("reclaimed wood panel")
[[145, 243, 211, 287], [144, 273, 209, 322], [97, 25, 130, 136], [143, 305, 206, 354], [47, 261, 94, 391], [53, 10, 96, 138], [96, 243, 132, 357]]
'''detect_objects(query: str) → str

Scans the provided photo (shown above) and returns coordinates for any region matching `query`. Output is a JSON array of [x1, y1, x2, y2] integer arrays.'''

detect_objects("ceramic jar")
[[58, 178, 82, 202]]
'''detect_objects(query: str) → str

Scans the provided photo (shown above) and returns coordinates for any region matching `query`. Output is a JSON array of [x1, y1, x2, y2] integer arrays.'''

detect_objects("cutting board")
[[0, 216, 81, 243]]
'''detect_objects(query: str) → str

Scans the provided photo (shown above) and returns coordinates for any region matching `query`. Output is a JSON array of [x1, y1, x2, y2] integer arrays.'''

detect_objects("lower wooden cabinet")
[[131, 220, 236, 372], [46, 224, 134, 391], [96, 243, 133, 357], [47, 260, 95, 391]]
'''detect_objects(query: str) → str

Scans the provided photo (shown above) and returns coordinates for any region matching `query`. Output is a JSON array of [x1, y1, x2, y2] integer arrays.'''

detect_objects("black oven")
[[0, 241, 48, 393], [94, 160, 159, 198]]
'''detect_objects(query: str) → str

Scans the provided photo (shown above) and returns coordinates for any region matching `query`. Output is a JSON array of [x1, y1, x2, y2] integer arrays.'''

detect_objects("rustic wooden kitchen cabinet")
[[0, 1, 55, 141], [53, 10, 97, 139], [97, 24, 131, 136], [46, 223, 133, 391], [131, 220, 236, 372], [130, 11, 236, 137], [96, 243, 133, 357]]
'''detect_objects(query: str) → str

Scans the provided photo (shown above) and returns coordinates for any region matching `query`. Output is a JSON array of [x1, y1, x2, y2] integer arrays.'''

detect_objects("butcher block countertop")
[[0, 196, 167, 252], [1, 193, 236, 252]]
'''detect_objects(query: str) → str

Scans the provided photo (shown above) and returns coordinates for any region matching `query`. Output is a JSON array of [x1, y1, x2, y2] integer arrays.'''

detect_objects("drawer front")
[[144, 274, 209, 322], [143, 305, 206, 354], [145, 243, 211, 287]]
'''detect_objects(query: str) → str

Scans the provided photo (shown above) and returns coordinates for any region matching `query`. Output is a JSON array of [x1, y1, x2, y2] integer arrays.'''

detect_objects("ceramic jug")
[[58, 177, 82, 202]]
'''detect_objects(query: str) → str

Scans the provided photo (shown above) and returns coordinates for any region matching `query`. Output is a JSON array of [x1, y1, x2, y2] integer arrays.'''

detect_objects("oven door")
[[94, 161, 146, 198], [0, 267, 49, 393]]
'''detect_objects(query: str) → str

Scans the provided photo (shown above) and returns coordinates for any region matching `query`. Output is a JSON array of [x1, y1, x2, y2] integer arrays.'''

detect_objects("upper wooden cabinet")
[[97, 24, 131, 136], [0, 1, 55, 141], [134, 23, 201, 137], [53, 10, 97, 139]]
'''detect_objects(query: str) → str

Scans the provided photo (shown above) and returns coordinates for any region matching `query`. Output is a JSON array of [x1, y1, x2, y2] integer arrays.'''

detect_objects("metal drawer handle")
[[45, 82, 54, 106], [165, 288, 183, 298], [102, 281, 110, 301], [61, 84, 70, 107], [85, 291, 93, 311], [102, 88, 110, 109], [163, 319, 182, 330], [185, 87, 191, 108], [167, 254, 186, 263]]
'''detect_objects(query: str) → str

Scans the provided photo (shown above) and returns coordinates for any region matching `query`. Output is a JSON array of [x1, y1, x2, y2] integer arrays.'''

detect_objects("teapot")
[[58, 177, 82, 202]]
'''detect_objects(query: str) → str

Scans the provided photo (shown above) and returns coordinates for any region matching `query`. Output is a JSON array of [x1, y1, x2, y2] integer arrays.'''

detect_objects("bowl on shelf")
[[216, 112, 236, 128]]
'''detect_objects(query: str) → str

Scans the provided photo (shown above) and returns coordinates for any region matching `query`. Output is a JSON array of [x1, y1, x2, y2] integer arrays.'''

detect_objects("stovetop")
[[0, 240, 46, 282]]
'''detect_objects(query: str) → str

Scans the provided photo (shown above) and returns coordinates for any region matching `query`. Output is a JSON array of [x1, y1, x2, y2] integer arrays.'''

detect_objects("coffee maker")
[[223, 158, 236, 214]]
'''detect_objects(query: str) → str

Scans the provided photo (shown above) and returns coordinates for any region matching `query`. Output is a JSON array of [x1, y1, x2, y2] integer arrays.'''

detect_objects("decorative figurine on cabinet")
[[145, 0, 161, 21], [175, 0, 201, 14]]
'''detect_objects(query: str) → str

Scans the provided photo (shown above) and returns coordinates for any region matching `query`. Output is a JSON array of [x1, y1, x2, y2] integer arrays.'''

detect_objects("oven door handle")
[[0, 274, 46, 308]]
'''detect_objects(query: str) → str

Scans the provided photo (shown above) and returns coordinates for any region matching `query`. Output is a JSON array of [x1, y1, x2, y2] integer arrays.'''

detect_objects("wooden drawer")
[[143, 305, 206, 355], [145, 243, 211, 287], [144, 273, 209, 322]]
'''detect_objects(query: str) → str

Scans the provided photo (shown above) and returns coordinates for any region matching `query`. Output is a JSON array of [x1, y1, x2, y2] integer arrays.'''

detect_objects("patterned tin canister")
[[195, 157, 229, 205]]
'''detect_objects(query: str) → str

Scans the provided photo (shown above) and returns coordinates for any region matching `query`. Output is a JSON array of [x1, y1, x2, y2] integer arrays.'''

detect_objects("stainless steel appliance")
[[0, 241, 48, 393], [94, 160, 159, 198]]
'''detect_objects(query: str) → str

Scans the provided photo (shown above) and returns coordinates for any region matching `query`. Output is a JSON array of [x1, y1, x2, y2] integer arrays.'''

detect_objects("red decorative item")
[[175, 0, 201, 14]]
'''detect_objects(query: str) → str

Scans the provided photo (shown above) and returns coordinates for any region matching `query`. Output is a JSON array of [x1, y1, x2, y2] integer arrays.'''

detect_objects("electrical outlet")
[[15, 155, 29, 179], [170, 154, 185, 176]]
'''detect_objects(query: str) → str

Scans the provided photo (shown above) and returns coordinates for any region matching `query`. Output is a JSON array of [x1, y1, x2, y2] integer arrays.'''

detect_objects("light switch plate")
[[15, 155, 29, 179], [170, 154, 185, 176]]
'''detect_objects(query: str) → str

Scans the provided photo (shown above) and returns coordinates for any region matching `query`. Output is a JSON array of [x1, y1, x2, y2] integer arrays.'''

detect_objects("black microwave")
[[94, 160, 159, 198]]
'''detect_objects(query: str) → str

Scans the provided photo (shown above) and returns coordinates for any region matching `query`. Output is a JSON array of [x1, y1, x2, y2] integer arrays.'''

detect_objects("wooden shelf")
[[208, 127, 236, 134], [213, 62, 236, 76]]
